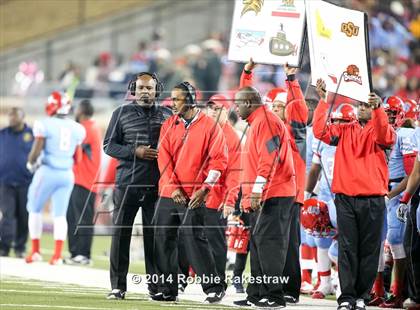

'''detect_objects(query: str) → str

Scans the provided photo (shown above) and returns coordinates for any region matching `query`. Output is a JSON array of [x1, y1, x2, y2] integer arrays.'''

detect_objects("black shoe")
[[106, 289, 126, 300], [234, 282, 245, 294], [204, 291, 225, 304], [150, 292, 177, 302], [284, 295, 299, 304], [337, 301, 353, 310], [254, 298, 286, 309], [233, 299, 255, 307]]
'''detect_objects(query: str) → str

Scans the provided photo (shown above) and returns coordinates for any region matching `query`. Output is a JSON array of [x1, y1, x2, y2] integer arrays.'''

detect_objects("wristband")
[[400, 191, 412, 204], [244, 69, 252, 75], [252, 176, 267, 194], [286, 74, 296, 81], [204, 170, 221, 186]]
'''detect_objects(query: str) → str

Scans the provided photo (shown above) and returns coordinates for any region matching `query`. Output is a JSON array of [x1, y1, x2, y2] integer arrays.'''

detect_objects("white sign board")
[[305, 0, 372, 102], [228, 0, 306, 67]]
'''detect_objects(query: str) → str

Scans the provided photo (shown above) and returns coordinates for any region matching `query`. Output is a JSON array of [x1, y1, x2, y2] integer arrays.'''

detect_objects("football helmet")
[[301, 198, 336, 238], [403, 99, 419, 120], [45, 91, 71, 116], [331, 103, 357, 122], [383, 96, 405, 128]]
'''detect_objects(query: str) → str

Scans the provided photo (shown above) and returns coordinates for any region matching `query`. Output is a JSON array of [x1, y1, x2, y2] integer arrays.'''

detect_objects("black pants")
[[66, 185, 96, 258], [282, 202, 301, 299], [405, 194, 420, 303], [335, 194, 385, 305], [0, 184, 29, 254], [246, 196, 295, 304], [233, 212, 250, 279], [153, 197, 224, 297], [178, 232, 190, 288], [205, 208, 227, 289], [178, 208, 228, 289], [110, 187, 157, 292]]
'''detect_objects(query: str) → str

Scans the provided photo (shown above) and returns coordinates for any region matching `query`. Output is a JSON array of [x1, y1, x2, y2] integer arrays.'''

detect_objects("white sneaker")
[[312, 281, 335, 299], [49, 256, 63, 265], [355, 298, 366, 310], [204, 291, 225, 304], [403, 298, 417, 308], [64, 255, 92, 266], [300, 281, 314, 294], [25, 252, 42, 263]]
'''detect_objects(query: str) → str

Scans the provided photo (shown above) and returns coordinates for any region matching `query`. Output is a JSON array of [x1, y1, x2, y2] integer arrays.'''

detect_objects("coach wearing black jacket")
[[103, 72, 172, 300]]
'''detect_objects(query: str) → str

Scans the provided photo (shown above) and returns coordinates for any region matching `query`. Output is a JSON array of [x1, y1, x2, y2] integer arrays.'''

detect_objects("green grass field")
[[0, 276, 236, 310]]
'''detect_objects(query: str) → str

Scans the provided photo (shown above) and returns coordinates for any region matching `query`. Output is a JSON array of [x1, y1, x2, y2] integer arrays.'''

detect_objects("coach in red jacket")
[[154, 82, 227, 303], [313, 79, 396, 310], [240, 60, 308, 302], [233, 86, 296, 308], [206, 94, 242, 288]]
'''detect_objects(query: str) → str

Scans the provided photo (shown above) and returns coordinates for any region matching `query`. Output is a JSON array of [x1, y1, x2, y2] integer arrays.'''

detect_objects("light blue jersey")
[[33, 117, 85, 170], [386, 127, 416, 253], [388, 127, 416, 180], [312, 138, 336, 203], [27, 116, 85, 216]]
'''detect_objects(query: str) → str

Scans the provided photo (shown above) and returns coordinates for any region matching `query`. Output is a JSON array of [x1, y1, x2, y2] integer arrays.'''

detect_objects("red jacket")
[[206, 122, 242, 209], [241, 105, 296, 211], [73, 119, 102, 193], [313, 99, 396, 196], [240, 71, 308, 203], [158, 112, 228, 199]]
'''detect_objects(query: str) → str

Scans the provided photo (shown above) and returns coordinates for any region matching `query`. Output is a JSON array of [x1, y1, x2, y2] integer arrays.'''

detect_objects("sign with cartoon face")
[[228, 0, 306, 67], [306, 0, 372, 102]]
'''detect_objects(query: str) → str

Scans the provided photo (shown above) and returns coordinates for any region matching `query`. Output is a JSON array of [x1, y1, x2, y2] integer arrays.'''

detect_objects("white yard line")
[[0, 289, 106, 296]]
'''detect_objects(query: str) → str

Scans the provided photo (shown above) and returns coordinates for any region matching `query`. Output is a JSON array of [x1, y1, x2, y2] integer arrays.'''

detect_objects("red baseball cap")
[[207, 94, 232, 110]]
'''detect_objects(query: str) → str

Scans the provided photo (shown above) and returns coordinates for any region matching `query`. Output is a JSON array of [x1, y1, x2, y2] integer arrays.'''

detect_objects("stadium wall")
[[0, 0, 234, 96]]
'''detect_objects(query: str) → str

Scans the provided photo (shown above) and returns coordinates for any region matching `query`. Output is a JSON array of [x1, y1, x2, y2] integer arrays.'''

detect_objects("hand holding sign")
[[244, 57, 257, 72], [368, 92, 382, 109], [316, 78, 327, 101]]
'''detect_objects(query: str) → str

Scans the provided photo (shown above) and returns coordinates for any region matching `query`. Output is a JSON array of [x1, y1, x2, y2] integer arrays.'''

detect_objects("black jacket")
[[103, 101, 172, 188]]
